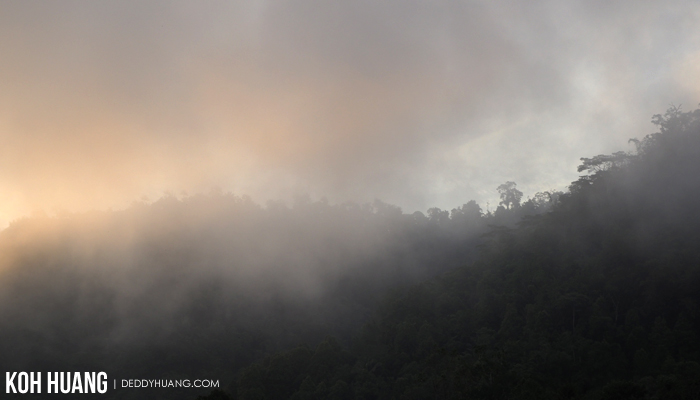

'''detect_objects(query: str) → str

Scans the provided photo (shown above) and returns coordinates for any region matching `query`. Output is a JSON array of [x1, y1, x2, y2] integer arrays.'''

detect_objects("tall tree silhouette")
[[497, 181, 523, 209]]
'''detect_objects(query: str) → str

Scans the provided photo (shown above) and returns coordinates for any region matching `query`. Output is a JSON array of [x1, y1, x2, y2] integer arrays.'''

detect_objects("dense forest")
[[2, 107, 699, 399], [0, 157, 542, 398], [195, 107, 700, 399]]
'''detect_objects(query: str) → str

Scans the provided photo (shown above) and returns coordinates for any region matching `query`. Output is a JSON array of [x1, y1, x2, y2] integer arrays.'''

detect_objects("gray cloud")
[[0, 0, 698, 223]]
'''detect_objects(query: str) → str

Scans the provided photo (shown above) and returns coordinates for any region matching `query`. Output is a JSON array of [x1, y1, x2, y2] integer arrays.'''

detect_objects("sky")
[[0, 0, 699, 226]]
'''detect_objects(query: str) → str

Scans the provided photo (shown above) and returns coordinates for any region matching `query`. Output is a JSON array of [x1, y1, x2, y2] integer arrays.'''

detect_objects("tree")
[[427, 207, 450, 224], [577, 151, 629, 174], [496, 181, 523, 210], [450, 200, 483, 224]]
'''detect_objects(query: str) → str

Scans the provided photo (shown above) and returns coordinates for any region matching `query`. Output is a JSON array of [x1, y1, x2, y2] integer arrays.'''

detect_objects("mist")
[[1, 0, 699, 225], [3, 1, 700, 399], [0, 190, 502, 398]]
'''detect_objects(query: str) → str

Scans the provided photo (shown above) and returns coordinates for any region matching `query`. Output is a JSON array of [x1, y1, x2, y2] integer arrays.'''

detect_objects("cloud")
[[0, 0, 698, 224]]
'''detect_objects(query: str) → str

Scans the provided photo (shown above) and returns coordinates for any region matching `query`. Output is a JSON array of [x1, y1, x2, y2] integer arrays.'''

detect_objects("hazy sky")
[[0, 0, 699, 226]]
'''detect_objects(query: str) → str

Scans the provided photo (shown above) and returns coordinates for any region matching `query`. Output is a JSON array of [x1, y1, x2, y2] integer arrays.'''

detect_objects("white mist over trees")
[[2, 107, 698, 399], [219, 106, 700, 400], [0, 175, 559, 399]]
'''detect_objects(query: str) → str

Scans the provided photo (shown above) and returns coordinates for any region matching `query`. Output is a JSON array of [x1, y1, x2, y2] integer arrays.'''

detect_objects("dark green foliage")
[[196, 390, 235, 400], [0, 186, 493, 399], [2, 107, 700, 400], [228, 107, 700, 399], [236, 338, 355, 400]]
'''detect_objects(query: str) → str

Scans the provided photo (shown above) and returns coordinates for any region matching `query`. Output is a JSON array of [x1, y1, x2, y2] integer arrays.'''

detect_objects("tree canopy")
[[497, 181, 523, 209], [206, 106, 700, 400]]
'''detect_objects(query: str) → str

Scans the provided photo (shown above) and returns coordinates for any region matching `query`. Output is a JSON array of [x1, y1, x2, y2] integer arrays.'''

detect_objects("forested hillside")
[[1, 172, 528, 399], [214, 107, 700, 399], [3, 107, 699, 400]]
